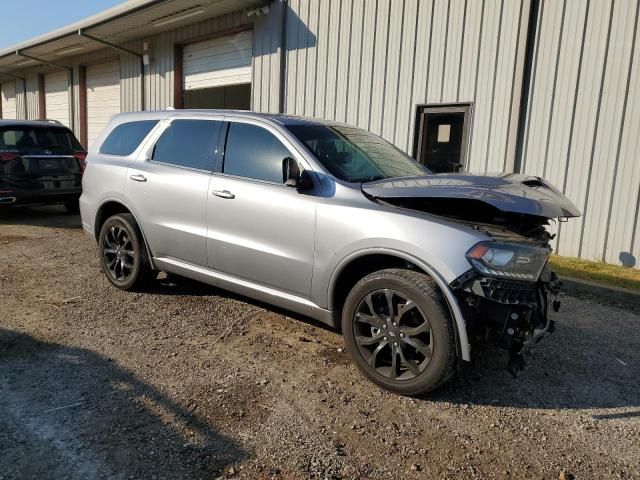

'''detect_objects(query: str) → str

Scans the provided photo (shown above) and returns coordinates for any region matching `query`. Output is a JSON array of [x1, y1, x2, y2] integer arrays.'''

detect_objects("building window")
[[413, 104, 472, 173]]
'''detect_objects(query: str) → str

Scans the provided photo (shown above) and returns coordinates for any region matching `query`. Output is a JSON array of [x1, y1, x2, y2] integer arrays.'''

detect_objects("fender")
[[327, 247, 471, 362], [94, 196, 158, 271]]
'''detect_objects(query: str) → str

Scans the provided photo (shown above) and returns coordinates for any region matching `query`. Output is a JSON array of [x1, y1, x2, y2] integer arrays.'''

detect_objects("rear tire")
[[342, 268, 457, 395], [98, 213, 155, 291], [64, 201, 80, 214]]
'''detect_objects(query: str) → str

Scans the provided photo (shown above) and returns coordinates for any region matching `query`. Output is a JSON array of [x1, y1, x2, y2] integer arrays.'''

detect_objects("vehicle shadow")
[[0, 329, 246, 480], [145, 277, 640, 412], [151, 274, 337, 333], [0, 205, 81, 229], [427, 312, 640, 412]]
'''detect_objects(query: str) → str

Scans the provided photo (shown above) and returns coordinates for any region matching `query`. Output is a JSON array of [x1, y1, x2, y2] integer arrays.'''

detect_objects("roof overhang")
[[0, 0, 266, 76]]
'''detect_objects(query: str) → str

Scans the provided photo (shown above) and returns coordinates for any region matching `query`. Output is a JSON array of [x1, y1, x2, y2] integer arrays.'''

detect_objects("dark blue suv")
[[0, 120, 86, 213]]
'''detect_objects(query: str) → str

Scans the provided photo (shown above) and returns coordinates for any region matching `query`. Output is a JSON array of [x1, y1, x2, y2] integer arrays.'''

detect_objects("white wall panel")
[[1, 81, 17, 119], [44, 70, 70, 127], [183, 31, 253, 90], [86, 60, 121, 147]]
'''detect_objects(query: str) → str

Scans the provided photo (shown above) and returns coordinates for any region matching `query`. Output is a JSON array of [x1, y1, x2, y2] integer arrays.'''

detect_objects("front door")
[[207, 120, 316, 298]]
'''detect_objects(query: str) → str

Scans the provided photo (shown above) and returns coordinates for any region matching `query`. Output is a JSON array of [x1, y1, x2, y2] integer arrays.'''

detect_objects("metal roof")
[[0, 0, 265, 73]]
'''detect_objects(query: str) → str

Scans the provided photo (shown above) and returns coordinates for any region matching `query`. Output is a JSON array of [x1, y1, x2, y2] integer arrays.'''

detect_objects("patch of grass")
[[549, 255, 640, 291]]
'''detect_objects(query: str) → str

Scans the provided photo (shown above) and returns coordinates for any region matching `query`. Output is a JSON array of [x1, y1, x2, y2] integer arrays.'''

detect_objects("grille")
[[479, 278, 537, 305]]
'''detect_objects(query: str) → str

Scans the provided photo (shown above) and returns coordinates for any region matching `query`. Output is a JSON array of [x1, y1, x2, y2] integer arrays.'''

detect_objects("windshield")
[[286, 124, 430, 182], [0, 126, 83, 154]]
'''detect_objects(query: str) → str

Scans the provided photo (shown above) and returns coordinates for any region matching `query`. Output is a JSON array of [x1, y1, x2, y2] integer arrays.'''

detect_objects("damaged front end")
[[362, 173, 581, 374], [450, 242, 562, 376]]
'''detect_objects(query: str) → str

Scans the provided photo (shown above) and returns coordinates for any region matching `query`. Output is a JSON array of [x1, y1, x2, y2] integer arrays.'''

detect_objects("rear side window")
[[151, 120, 221, 171], [223, 123, 291, 183], [100, 120, 158, 156]]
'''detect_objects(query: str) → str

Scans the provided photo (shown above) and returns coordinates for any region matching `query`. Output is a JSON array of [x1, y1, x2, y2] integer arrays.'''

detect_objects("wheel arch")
[[94, 199, 157, 271], [328, 248, 471, 362]]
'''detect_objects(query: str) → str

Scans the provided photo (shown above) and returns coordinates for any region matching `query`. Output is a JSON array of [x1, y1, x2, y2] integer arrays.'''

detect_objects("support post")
[[38, 73, 46, 119]]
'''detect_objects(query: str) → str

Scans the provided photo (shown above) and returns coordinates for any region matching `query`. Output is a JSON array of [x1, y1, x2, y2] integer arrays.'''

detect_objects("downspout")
[[278, 0, 288, 114], [78, 30, 146, 111], [16, 51, 75, 126], [1, 71, 28, 119]]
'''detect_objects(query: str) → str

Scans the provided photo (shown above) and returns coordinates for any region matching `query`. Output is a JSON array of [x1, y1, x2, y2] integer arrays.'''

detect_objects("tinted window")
[[223, 123, 291, 183], [100, 120, 158, 156], [287, 124, 429, 182], [0, 126, 83, 154], [152, 120, 221, 171]]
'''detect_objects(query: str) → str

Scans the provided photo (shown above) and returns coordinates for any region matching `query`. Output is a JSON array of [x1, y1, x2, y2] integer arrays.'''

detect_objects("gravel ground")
[[1, 206, 639, 480]]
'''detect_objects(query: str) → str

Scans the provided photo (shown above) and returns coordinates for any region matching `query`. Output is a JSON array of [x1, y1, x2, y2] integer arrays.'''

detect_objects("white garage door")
[[1, 81, 17, 119], [44, 71, 70, 127], [183, 30, 253, 91], [87, 60, 121, 147]]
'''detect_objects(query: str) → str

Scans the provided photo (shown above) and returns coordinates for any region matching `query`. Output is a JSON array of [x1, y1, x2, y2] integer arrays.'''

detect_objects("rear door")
[[124, 117, 222, 267], [206, 119, 316, 298]]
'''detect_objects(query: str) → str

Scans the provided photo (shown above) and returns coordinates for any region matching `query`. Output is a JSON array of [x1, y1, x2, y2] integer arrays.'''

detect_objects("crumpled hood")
[[362, 173, 581, 219]]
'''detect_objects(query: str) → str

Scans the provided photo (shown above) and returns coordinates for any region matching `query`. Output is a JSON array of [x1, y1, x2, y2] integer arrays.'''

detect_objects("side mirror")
[[282, 157, 312, 190]]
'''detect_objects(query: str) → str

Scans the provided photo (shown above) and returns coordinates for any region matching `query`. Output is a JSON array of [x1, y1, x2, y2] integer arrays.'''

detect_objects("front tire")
[[98, 213, 155, 291], [342, 269, 457, 395]]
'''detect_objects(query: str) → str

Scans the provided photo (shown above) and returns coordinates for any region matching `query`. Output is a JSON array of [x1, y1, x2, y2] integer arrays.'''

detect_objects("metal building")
[[0, 0, 638, 268]]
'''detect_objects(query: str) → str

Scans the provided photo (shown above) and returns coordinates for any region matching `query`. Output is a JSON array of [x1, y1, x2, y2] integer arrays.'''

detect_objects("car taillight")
[[0, 153, 18, 162], [74, 151, 87, 172]]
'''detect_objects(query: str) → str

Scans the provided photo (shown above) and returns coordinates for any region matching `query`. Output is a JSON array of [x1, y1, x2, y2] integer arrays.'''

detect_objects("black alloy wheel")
[[98, 213, 154, 290], [103, 224, 135, 282], [342, 269, 457, 395], [353, 288, 433, 380]]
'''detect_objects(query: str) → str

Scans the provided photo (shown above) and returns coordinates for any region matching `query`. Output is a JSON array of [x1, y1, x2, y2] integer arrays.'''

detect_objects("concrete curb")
[[561, 277, 640, 308]]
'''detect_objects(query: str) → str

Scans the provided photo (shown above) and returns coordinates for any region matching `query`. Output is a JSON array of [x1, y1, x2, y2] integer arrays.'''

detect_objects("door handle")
[[129, 174, 147, 182], [212, 189, 235, 199]]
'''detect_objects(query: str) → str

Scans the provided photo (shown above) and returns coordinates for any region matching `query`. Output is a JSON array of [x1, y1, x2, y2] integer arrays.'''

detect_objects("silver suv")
[[80, 110, 580, 395]]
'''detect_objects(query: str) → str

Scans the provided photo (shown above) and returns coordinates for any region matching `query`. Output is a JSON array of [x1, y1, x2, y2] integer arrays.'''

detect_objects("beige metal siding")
[[1, 81, 17, 119], [283, 0, 530, 174], [520, 0, 640, 267], [252, 0, 284, 113], [44, 70, 71, 127]]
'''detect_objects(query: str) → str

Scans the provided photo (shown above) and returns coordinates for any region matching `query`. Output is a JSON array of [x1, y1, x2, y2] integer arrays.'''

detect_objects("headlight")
[[466, 241, 549, 281]]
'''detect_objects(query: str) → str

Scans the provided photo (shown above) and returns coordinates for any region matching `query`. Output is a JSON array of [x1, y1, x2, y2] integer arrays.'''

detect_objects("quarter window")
[[223, 122, 291, 183], [152, 120, 222, 171], [100, 120, 158, 156]]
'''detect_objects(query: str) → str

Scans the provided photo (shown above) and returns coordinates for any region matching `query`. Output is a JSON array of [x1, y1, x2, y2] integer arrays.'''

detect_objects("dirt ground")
[[1, 206, 639, 480]]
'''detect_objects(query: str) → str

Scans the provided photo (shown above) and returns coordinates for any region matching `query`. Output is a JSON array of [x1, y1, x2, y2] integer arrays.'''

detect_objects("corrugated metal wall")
[[520, 0, 640, 267], [283, 0, 531, 173], [5, 0, 640, 268]]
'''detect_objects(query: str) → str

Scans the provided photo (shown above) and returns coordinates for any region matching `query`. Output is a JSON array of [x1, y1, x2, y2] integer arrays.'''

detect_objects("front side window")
[[152, 120, 222, 171], [223, 122, 292, 183], [286, 124, 429, 182], [100, 120, 158, 156]]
